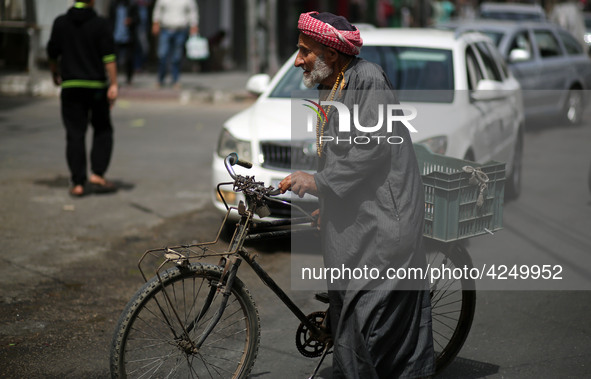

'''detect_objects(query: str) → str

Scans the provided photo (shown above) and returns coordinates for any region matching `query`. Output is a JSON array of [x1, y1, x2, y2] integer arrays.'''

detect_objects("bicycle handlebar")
[[267, 188, 282, 196], [224, 153, 274, 195], [227, 152, 252, 168], [224, 153, 252, 180], [223, 153, 314, 220]]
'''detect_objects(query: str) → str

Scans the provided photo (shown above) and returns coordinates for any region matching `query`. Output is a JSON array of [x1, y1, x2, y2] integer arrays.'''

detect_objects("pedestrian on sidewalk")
[[47, 0, 118, 197], [151, 0, 199, 88], [132, 0, 153, 72], [109, 0, 139, 85]]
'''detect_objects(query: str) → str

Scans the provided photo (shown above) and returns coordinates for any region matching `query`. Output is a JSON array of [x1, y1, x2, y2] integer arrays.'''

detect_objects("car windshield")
[[269, 46, 454, 103]]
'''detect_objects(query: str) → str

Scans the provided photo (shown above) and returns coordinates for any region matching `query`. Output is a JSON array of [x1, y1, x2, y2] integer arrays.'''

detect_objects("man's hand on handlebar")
[[278, 171, 318, 198]]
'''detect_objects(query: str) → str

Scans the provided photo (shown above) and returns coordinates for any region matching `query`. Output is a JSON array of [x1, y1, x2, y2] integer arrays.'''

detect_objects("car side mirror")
[[471, 79, 507, 101], [246, 74, 271, 95], [508, 48, 531, 63]]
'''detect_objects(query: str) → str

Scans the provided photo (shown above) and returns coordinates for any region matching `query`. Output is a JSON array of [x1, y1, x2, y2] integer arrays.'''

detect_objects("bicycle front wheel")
[[426, 241, 476, 373], [110, 263, 260, 379]]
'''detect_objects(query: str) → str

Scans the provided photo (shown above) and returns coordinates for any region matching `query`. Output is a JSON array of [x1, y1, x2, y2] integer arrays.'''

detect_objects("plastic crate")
[[414, 144, 505, 242]]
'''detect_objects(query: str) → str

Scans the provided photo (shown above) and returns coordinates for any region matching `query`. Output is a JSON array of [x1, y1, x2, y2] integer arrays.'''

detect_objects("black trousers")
[[61, 87, 113, 186]]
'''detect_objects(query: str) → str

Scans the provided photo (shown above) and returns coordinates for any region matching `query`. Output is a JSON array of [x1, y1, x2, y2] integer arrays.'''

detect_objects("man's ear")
[[323, 47, 339, 64]]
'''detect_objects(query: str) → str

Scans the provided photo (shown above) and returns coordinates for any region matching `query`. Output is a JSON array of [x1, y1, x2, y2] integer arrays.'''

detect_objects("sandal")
[[89, 180, 117, 194], [69, 185, 86, 198]]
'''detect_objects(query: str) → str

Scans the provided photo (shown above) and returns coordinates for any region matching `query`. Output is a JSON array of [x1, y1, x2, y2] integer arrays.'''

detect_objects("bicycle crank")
[[295, 311, 332, 358]]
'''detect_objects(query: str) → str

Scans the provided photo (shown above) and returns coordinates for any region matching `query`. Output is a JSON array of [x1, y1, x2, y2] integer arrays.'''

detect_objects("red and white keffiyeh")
[[298, 11, 363, 56]]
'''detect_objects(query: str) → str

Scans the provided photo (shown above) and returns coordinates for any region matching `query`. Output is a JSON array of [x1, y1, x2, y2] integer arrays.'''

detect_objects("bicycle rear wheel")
[[426, 241, 476, 373], [110, 263, 260, 379]]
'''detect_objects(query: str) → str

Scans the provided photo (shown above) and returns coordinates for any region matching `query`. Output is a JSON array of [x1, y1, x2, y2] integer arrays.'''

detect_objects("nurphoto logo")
[[300, 99, 418, 146]]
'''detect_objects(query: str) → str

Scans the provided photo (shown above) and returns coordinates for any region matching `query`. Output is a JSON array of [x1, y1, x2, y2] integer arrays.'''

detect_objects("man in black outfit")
[[47, 0, 118, 197]]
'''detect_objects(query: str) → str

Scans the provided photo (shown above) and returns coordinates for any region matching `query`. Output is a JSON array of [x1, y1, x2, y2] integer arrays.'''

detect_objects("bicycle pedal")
[[314, 292, 329, 303]]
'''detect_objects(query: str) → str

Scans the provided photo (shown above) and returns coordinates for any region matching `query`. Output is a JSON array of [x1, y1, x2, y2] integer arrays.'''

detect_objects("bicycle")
[[110, 151, 492, 378]]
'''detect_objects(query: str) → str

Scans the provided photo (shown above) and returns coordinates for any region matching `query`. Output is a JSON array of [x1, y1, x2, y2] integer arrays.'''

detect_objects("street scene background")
[[1, 0, 591, 377], [0, 73, 590, 377]]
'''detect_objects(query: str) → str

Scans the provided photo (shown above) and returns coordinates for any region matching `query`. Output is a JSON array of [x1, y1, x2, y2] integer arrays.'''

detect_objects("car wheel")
[[564, 88, 583, 125], [505, 131, 523, 200]]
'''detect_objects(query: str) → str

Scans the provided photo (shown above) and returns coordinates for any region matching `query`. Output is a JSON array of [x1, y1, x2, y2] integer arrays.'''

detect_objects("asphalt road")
[[0, 94, 590, 378]]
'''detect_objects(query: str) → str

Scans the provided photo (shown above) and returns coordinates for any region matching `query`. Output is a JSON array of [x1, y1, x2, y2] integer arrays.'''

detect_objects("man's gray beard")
[[303, 55, 333, 88]]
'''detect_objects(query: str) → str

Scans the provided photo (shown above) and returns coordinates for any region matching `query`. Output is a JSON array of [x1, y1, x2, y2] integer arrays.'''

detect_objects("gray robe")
[[313, 58, 435, 378]]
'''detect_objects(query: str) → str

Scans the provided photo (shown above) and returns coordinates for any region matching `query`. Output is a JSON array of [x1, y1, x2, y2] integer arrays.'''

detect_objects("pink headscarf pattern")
[[297, 11, 363, 56]]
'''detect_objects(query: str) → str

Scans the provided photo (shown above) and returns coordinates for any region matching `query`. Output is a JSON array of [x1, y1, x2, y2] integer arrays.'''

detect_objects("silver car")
[[443, 20, 591, 125]]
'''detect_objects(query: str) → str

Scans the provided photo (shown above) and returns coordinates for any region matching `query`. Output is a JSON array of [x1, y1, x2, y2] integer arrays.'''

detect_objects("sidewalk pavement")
[[0, 69, 256, 103]]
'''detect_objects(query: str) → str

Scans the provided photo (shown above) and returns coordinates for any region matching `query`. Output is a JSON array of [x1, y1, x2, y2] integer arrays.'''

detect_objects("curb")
[[0, 75, 61, 97], [0, 71, 255, 104]]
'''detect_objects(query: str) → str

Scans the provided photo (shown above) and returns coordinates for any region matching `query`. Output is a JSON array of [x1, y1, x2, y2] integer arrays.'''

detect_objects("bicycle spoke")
[[432, 307, 463, 317], [161, 283, 188, 334], [186, 275, 208, 327], [197, 352, 239, 376], [130, 314, 178, 343], [186, 354, 200, 379], [431, 283, 460, 306], [432, 314, 458, 332], [129, 348, 176, 378], [187, 284, 220, 334], [163, 356, 182, 379], [432, 332, 448, 350], [432, 275, 457, 295], [125, 338, 172, 351], [201, 346, 244, 364], [127, 352, 175, 365], [204, 315, 247, 339], [202, 327, 248, 347], [181, 278, 187, 325], [193, 299, 239, 340], [196, 352, 217, 378], [432, 295, 463, 310]]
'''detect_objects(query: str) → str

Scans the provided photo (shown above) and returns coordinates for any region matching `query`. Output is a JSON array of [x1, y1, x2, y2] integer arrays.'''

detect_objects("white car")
[[212, 28, 525, 218]]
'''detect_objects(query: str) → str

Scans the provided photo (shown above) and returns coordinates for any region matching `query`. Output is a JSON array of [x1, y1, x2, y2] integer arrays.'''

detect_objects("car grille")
[[260, 141, 317, 171]]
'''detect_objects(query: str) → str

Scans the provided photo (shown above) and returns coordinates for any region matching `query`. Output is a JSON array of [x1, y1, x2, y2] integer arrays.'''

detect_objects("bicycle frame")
[[114, 151, 481, 377], [136, 202, 329, 354]]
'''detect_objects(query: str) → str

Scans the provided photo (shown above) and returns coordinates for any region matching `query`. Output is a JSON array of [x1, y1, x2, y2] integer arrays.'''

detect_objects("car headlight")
[[217, 129, 252, 162], [418, 136, 447, 155], [585, 33, 591, 45]]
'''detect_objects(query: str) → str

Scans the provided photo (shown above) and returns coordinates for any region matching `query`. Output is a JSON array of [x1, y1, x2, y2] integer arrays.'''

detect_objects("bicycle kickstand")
[[307, 343, 332, 379]]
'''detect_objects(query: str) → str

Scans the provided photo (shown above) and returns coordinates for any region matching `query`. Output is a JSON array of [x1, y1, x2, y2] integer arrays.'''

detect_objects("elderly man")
[[279, 12, 435, 379]]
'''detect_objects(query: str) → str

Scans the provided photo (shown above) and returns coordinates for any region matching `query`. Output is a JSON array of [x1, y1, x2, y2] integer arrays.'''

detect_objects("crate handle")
[[463, 166, 489, 207]]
